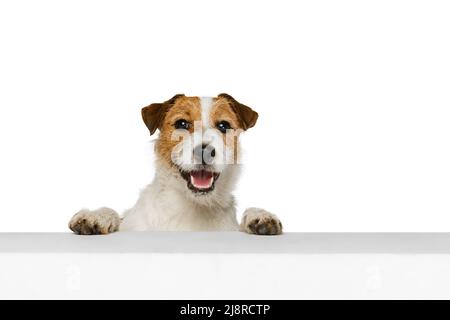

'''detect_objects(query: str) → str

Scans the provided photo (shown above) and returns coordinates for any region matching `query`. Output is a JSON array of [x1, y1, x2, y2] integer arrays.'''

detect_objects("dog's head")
[[142, 94, 258, 202]]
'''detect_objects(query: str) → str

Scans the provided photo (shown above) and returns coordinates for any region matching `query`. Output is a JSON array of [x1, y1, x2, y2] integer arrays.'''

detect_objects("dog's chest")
[[121, 183, 238, 231]]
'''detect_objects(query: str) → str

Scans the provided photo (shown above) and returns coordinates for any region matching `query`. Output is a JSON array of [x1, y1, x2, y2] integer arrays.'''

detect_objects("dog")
[[69, 94, 282, 235]]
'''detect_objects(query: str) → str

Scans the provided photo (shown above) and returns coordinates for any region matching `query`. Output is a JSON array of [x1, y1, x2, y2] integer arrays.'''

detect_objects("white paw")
[[69, 207, 121, 235], [240, 207, 283, 235]]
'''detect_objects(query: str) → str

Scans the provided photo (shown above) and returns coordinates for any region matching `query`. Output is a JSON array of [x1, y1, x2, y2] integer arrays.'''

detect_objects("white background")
[[0, 0, 449, 232]]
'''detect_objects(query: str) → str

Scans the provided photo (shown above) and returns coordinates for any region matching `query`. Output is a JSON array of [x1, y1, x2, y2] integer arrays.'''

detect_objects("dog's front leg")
[[240, 207, 283, 235], [69, 207, 121, 235]]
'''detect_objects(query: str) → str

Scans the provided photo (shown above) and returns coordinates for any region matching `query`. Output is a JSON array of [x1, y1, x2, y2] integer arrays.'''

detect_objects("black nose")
[[193, 144, 216, 165]]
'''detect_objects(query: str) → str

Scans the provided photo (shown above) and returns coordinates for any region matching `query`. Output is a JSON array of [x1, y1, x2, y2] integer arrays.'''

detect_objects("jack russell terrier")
[[69, 94, 282, 235]]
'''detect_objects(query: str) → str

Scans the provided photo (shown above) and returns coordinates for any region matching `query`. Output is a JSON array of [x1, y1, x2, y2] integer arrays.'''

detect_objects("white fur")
[[200, 96, 213, 128], [120, 161, 241, 231]]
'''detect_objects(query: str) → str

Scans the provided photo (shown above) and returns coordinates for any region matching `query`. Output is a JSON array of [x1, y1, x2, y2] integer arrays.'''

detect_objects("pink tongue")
[[190, 170, 214, 188]]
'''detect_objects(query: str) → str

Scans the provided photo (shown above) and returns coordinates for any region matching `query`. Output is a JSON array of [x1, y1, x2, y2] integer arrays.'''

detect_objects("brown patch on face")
[[217, 93, 258, 130], [210, 98, 242, 131], [212, 95, 258, 162], [210, 98, 242, 161], [154, 96, 201, 167]]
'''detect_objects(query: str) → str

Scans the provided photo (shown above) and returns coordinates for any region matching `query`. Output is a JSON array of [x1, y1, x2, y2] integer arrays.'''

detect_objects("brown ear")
[[141, 94, 184, 135], [218, 93, 258, 130]]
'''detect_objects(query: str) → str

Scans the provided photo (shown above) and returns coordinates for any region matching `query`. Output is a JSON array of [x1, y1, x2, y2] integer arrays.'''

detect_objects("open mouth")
[[179, 169, 220, 193]]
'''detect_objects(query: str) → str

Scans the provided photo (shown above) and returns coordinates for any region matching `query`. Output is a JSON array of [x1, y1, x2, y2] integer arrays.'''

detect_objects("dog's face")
[[142, 94, 258, 200]]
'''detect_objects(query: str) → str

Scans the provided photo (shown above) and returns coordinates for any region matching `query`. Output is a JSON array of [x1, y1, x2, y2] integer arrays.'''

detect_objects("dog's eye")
[[216, 121, 232, 133], [174, 119, 190, 130]]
